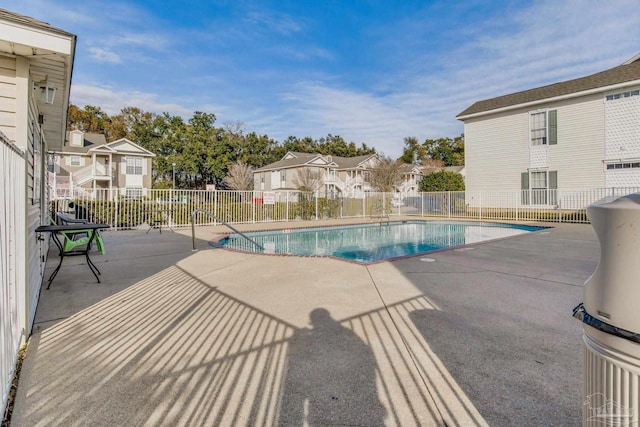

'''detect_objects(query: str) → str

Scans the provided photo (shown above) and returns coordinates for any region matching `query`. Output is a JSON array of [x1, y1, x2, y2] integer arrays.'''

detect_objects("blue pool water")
[[219, 221, 546, 263]]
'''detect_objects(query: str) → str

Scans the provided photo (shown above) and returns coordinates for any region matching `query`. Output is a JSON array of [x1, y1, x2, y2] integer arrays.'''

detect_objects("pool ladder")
[[191, 209, 264, 252]]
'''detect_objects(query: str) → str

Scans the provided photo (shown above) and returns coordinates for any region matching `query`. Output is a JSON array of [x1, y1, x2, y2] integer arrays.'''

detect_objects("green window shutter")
[[549, 170, 558, 205], [521, 172, 530, 205], [549, 170, 558, 189], [548, 110, 557, 145]]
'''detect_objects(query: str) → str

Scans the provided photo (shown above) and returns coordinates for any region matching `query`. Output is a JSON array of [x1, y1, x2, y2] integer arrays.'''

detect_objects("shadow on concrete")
[[13, 221, 598, 426], [32, 227, 212, 330], [14, 263, 448, 425], [385, 224, 598, 427], [279, 308, 386, 426]]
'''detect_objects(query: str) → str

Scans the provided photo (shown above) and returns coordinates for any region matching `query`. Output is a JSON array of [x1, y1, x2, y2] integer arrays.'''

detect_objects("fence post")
[[286, 191, 289, 222], [315, 191, 319, 220], [479, 193, 482, 220], [421, 192, 424, 217], [114, 194, 119, 231], [362, 194, 366, 218], [515, 192, 519, 222], [448, 192, 451, 219], [252, 191, 256, 224], [214, 190, 218, 226], [558, 190, 562, 223]]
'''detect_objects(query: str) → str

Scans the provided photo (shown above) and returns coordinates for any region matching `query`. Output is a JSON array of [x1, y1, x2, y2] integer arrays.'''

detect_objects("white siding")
[[0, 56, 16, 142], [605, 87, 640, 159], [26, 86, 45, 332], [607, 169, 640, 187], [547, 94, 605, 188], [464, 93, 606, 192], [464, 111, 529, 192], [603, 83, 640, 191]]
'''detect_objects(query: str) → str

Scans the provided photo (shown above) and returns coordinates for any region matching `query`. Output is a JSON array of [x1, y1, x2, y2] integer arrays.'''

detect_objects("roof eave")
[[457, 78, 640, 121]]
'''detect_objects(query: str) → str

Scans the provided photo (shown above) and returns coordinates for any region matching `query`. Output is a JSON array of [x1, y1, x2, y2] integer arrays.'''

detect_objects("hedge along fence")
[[50, 191, 349, 228]]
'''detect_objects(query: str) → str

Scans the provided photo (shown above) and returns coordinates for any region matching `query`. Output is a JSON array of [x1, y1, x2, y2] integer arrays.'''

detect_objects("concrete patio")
[[10, 219, 598, 426]]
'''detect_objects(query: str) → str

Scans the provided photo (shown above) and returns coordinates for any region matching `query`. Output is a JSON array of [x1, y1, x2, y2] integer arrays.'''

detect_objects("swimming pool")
[[218, 221, 546, 263]]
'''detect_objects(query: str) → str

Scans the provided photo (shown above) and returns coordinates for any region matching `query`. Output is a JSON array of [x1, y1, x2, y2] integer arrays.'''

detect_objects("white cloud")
[[262, 0, 640, 157], [245, 10, 304, 35], [70, 84, 193, 117], [58, 0, 640, 160], [89, 47, 121, 64], [106, 32, 170, 51]]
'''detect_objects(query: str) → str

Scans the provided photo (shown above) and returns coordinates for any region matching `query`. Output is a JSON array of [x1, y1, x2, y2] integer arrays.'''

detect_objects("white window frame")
[[70, 155, 81, 166], [126, 157, 143, 175], [605, 161, 640, 170], [125, 186, 143, 199], [530, 112, 547, 146], [525, 170, 557, 206]]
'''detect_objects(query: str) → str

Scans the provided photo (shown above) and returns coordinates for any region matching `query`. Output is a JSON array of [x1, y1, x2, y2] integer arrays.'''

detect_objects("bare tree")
[[223, 161, 254, 190], [292, 168, 324, 192], [421, 157, 445, 174], [368, 155, 404, 192]]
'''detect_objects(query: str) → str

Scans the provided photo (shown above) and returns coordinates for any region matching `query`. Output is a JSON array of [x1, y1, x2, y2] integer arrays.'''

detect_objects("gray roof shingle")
[[59, 132, 108, 154], [457, 56, 640, 118]]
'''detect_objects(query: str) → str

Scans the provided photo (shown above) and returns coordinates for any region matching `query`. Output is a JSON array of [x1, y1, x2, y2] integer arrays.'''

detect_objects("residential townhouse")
[[50, 129, 155, 199], [457, 54, 640, 206], [253, 152, 379, 198]]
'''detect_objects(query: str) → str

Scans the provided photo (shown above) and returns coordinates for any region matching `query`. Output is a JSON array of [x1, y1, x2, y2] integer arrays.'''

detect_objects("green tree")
[[423, 135, 464, 166], [419, 171, 465, 192], [67, 104, 110, 134], [399, 136, 426, 164], [107, 107, 159, 143], [317, 134, 375, 157]]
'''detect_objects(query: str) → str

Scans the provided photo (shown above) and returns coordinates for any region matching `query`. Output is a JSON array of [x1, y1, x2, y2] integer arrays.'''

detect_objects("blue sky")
[[12, 0, 640, 157]]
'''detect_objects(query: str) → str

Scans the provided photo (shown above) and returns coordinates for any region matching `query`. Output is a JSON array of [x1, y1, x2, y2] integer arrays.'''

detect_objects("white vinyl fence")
[[1, 134, 26, 416], [49, 186, 640, 229]]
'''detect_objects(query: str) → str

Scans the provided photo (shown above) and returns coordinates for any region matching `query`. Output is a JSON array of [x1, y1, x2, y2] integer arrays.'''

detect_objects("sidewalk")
[[10, 220, 597, 426]]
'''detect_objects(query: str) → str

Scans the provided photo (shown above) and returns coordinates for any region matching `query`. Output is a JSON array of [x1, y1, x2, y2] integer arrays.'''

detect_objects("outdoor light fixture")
[[36, 76, 57, 104]]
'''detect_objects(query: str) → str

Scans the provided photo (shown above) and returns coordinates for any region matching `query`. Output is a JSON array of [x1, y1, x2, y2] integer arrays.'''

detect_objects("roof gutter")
[[457, 78, 640, 121]]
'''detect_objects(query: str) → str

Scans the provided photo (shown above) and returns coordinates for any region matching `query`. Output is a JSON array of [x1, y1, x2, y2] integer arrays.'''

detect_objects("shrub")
[[419, 171, 465, 192]]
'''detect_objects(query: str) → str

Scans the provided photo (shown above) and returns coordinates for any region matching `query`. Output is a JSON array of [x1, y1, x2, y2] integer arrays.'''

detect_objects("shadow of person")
[[279, 308, 386, 426]]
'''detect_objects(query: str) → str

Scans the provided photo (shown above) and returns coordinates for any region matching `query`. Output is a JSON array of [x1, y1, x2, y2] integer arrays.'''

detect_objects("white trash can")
[[574, 194, 640, 426]]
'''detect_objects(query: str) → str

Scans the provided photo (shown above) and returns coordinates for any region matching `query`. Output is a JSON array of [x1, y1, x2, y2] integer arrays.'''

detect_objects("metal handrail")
[[191, 208, 264, 252]]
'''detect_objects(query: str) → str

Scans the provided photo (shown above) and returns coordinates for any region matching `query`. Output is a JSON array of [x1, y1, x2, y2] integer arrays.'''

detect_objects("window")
[[126, 157, 143, 175], [260, 173, 265, 183], [281, 169, 287, 182], [531, 171, 547, 204], [530, 110, 557, 146], [70, 156, 81, 166], [530, 112, 547, 145], [606, 162, 640, 170], [521, 170, 557, 205], [125, 187, 143, 198], [606, 90, 640, 101]]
